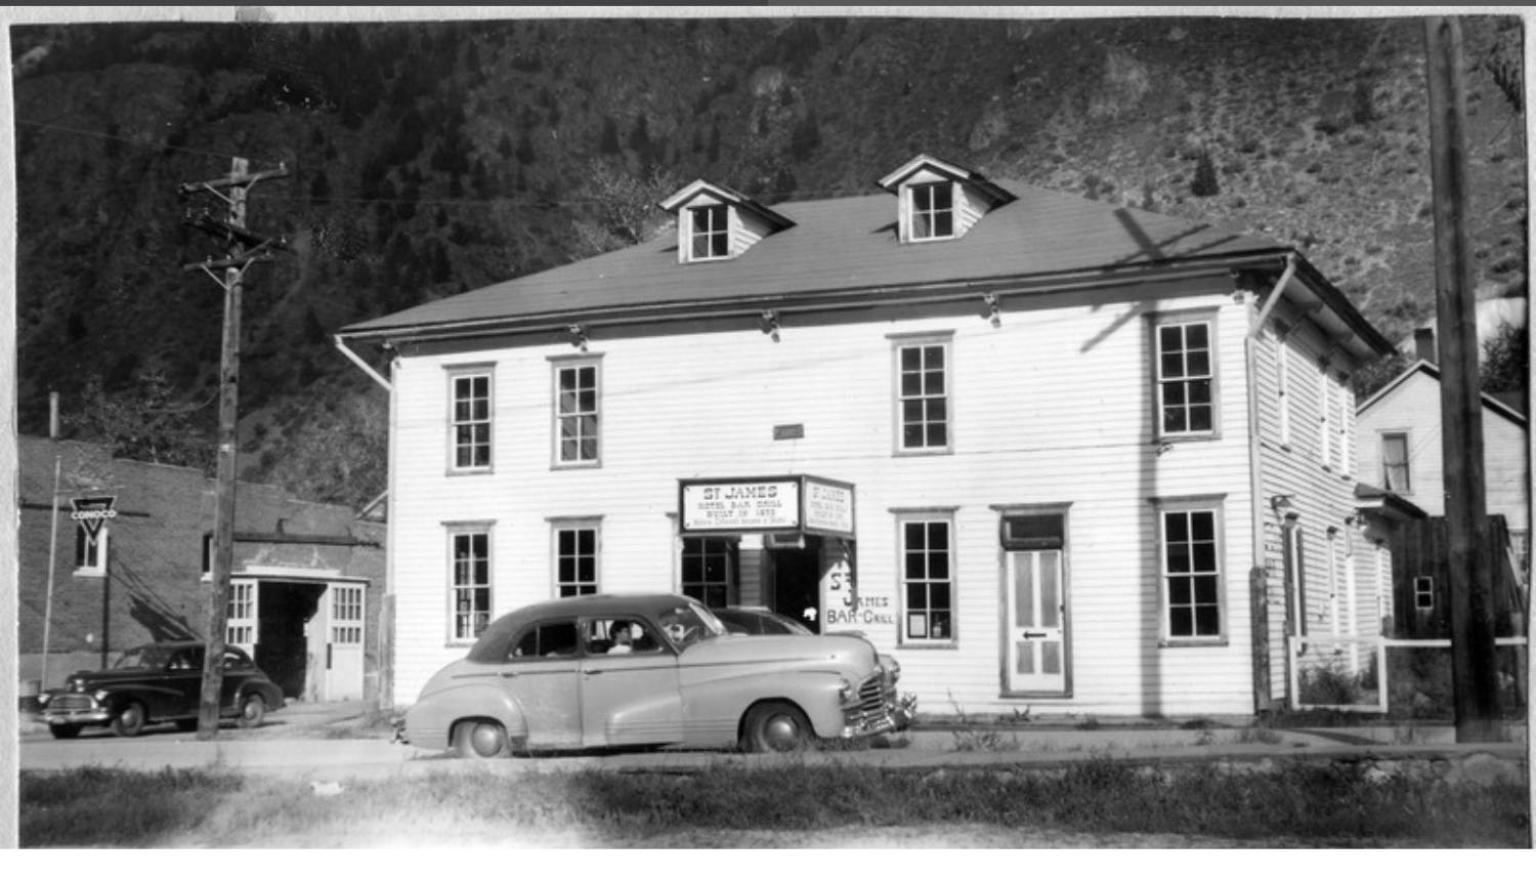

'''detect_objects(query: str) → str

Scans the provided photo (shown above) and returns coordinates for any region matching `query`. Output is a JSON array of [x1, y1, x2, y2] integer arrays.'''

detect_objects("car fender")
[[405, 681, 528, 752], [232, 679, 286, 713], [680, 667, 848, 744]]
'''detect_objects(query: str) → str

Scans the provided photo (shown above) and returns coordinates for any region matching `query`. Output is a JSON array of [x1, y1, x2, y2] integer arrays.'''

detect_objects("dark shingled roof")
[[341, 181, 1294, 338]]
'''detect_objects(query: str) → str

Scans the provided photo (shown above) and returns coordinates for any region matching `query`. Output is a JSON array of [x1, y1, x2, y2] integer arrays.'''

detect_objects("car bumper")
[[42, 708, 111, 726]]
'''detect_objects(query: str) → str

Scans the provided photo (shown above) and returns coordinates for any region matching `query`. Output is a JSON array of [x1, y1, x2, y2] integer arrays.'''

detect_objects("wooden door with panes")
[[326, 583, 366, 700], [226, 579, 258, 654], [1004, 550, 1068, 694]]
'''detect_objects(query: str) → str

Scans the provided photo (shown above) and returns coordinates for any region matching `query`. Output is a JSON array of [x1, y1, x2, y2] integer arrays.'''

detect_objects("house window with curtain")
[[1381, 432, 1411, 492], [898, 512, 955, 643], [449, 369, 492, 472], [689, 204, 729, 260], [908, 182, 954, 240], [553, 358, 601, 466], [448, 526, 492, 643]]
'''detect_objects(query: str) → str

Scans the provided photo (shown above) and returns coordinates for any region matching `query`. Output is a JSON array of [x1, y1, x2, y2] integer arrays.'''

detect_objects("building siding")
[[385, 275, 1268, 716]]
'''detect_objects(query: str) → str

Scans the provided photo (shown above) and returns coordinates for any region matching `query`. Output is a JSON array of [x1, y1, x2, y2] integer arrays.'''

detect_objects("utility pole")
[[179, 157, 288, 740], [1424, 16, 1501, 742]]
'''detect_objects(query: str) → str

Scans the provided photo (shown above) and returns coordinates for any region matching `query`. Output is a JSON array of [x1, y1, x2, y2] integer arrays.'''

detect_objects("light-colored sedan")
[[403, 593, 910, 758]]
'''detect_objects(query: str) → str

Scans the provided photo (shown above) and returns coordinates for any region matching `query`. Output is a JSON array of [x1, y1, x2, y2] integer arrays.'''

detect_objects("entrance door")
[[1003, 548, 1068, 695], [771, 538, 822, 633], [325, 583, 366, 701]]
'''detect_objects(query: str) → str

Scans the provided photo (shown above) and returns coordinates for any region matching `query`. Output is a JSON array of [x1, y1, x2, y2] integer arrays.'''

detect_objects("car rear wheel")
[[237, 694, 266, 729], [453, 719, 511, 759], [741, 701, 814, 753], [112, 702, 146, 738], [48, 725, 82, 740]]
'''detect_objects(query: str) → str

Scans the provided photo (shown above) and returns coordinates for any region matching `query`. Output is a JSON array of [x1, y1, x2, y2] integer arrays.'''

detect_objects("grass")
[[19, 760, 1530, 848]]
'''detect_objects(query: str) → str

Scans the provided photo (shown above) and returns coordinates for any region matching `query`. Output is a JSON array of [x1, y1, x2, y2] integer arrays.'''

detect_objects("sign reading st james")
[[679, 475, 854, 538]]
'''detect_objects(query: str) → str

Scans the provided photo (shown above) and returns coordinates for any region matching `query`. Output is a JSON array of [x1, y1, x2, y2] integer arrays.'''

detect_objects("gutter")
[[336, 254, 1293, 348]]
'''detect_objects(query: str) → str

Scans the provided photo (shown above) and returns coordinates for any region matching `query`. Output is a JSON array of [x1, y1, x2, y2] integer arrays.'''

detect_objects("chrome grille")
[[843, 672, 893, 725], [47, 694, 95, 711]]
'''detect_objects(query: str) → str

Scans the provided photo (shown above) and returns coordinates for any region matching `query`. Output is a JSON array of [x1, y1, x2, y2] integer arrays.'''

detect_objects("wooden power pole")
[[179, 157, 288, 740], [1424, 16, 1501, 742]]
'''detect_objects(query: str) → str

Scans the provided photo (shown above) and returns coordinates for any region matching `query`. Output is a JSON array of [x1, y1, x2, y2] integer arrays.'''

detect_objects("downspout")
[[333, 335, 393, 392], [1243, 253, 1296, 714]]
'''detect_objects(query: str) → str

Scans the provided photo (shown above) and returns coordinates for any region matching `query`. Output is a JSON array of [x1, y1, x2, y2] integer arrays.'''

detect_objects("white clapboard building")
[[337, 154, 1400, 718]]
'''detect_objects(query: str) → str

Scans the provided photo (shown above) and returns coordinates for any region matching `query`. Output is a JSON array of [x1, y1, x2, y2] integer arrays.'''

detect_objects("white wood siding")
[[1357, 369, 1529, 533], [1251, 305, 1376, 702], [386, 277, 1265, 716]]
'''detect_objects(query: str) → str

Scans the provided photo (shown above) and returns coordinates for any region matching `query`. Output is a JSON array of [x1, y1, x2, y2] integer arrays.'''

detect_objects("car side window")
[[585, 618, 663, 656], [508, 621, 579, 659]]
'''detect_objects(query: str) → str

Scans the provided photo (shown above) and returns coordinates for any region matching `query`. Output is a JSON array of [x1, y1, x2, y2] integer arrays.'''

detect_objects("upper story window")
[[909, 182, 955, 241], [74, 526, 108, 576], [553, 358, 601, 467], [893, 333, 953, 454], [449, 368, 492, 473], [689, 204, 729, 260], [660, 179, 793, 265], [1381, 432, 1411, 492], [1154, 315, 1217, 439]]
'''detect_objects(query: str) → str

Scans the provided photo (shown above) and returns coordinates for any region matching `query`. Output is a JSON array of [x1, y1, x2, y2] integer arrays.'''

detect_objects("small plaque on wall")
[[773, 424, 805, 441]]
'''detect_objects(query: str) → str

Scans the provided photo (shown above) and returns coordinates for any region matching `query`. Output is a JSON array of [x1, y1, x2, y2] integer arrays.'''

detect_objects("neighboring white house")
[[1356, 354, 1531, 582], [337, 154, 1397, 718]]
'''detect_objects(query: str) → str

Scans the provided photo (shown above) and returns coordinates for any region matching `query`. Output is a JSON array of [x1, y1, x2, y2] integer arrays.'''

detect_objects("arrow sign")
[[70, 496, 117, 539]]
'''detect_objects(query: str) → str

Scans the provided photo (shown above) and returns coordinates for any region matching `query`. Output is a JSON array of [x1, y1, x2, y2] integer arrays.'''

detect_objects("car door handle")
[[499, 671, 517, 679], [582, 668, 603, 676]]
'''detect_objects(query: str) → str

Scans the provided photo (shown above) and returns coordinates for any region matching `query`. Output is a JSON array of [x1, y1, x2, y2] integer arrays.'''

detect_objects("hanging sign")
[[70, 496, 118, 539], [679, 475, 855, 538]]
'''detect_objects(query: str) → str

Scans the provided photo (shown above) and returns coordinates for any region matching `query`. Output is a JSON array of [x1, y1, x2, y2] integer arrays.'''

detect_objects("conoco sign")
[[70, 495, 118, 538]]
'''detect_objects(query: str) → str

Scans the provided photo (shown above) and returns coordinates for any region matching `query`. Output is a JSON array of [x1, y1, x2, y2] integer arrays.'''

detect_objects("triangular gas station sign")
[[70, 496, 117, 539]]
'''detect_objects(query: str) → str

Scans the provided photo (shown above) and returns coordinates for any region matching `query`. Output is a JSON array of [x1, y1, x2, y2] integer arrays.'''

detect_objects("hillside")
[[9, 14, 1526, 507]]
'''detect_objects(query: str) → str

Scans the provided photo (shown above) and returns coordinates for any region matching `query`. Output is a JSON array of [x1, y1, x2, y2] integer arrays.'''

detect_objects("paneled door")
[[325, 583, 366, 701], [1003, 549, 1068, 695]]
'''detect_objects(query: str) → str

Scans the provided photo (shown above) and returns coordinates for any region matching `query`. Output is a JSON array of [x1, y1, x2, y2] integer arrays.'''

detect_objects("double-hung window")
[[893, 333, 952, 454], [1154, 315, 1217, 438], [448, 525, 492, 643], [449, 368, 492, 472], [689, 204, 729, 260], [554, 521, 600, 598], [1154, 498, 1225, 644], [909, 182, 955, 240], [681, 536, 734, 608], [1380, 432, 1411, 492], [553, 358, 600, 466], [898, 512, 955, 643]]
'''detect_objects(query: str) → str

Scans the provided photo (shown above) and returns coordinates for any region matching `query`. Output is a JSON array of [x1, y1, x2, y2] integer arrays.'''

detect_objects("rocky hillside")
[[10, 14, 1526, 506]]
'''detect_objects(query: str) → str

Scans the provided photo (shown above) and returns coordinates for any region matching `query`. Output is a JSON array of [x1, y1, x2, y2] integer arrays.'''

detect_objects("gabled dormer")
[[877, 154, 1016, 244], [659, 180, 795, 264]]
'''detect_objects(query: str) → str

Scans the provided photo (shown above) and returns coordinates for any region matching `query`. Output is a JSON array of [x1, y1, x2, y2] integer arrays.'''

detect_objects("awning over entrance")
[[678, 475, 854, 539]]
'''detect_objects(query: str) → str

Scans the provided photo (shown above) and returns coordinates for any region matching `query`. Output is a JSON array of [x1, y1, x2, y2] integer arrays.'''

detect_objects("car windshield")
[[656, 602, 727, 650]]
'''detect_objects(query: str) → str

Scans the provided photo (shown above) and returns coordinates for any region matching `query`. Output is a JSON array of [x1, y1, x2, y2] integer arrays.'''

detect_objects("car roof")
[[466, 593, 705, 663]]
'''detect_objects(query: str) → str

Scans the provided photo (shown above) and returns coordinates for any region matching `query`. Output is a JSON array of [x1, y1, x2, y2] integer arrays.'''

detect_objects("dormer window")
[[690, 204, 730, 260], [660, 179, 794, 265], [878, 154, 1016, 244], [910, 182, 955, 241]]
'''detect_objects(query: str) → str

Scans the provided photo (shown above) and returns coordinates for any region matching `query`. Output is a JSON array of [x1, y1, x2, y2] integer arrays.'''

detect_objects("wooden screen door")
[[1004, 548, 1068, 694]]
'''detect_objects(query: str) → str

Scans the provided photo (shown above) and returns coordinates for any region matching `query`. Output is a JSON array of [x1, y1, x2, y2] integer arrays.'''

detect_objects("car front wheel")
[[237, 694, 266, 729], [112, 702, 146, 738], [453, 719, 511, 759], [741, 701, 814, 753]]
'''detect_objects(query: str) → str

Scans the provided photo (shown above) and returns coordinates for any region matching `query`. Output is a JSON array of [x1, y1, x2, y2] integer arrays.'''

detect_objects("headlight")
[[837, 677, 856, 703], [93, 689, 111, 702], [36, 692, 50, 707]]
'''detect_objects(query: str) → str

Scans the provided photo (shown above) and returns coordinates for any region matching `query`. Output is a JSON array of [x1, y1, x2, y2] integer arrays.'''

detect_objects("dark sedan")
[[36, 642, 285, 739]]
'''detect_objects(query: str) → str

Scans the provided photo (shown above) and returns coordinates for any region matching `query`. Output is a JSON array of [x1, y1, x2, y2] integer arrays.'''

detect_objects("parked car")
[[403, 593, 911, 758], [36, 642, 285, 739], [713, 605, 814, 636]]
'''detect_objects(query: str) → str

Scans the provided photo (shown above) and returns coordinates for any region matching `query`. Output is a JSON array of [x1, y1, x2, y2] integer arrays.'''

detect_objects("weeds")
[[20, 760, 1529, 847], [945, 691, 1022, 752]]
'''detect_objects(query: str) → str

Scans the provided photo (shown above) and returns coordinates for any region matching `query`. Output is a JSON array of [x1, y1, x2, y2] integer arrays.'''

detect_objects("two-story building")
[[337, 154, 1396, 719]]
